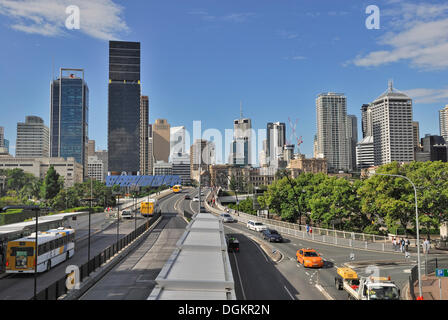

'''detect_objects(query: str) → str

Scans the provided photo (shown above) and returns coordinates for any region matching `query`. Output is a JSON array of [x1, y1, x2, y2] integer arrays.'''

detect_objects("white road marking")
[[284, 285, 295, 300], [315, 284, 334, 300], [232, 251, 247, 300], [305, 272, 310, 276]]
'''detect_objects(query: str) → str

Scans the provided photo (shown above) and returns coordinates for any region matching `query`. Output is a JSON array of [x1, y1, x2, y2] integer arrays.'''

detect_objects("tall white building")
[[369, 81, 414, 165], [87, 155, 104, 181], [316, 92, 349, 172], [16, 116, 50, 158], [230, 117, 252, 166], [356, 136, 374, 169], [440, 105, 448, 144], [170, 126, 186, 161]]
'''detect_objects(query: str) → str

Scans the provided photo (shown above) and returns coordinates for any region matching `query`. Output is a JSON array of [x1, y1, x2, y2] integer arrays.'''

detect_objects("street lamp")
[[113, 192, 122, 244], [80, 196, 97, 270], [373, 172, 422, 299], [30, 206, 40, 300]]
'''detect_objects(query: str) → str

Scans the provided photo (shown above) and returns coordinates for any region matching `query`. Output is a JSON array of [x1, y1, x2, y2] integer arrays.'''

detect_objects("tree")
[[41, 166, 62, 201]]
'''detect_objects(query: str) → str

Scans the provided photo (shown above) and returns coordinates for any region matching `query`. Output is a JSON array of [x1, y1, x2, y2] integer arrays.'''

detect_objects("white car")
[[192, 197, 200, 202], [220, 213, 235, 223], [246, 220, 267, 232], [121, 210, 133, 219]]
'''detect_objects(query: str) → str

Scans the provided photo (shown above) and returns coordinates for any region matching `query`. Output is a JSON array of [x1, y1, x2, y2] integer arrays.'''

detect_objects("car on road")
[[226, 235, 239, 253], [246, 220, 267, 232], [220, 213, 235, 223], [296, 248, 324, 268], [184, 195, 191, 200], [192, 196, 199, 202], [261, 229, 283, 242], [121, 210, 133, 219]]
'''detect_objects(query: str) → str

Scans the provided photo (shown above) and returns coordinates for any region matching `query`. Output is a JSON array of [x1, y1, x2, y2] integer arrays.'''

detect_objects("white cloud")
[[0, 0, 129, 40], [351, 3, 448, 70], [188, 9, 255, 23], [404, 87, 448, 104]]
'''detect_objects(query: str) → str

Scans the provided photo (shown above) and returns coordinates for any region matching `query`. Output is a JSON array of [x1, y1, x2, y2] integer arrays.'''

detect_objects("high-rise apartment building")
[[148, 124, 154, 175], [16, 116, 50, 158], [316, 92, 349, 172], [412, 121, 421, 159], [369, 81, 414, 165], [108, 41, 141, 175], [140, 96, 149, 175], [94, 150, 108, 181], [153, 119, 170, 163], [87, 155, 104, 181], [346, 114, 358, 171], [0, 127, 4, 148], [440, 105, 448, 143], [50, 69, 89, 178], [356, 136, 374, 169]]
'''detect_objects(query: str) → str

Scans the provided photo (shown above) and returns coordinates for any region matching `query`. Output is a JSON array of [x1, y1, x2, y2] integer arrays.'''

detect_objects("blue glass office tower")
[[50, 69, 89, 178], [108, 41, 141, 175]]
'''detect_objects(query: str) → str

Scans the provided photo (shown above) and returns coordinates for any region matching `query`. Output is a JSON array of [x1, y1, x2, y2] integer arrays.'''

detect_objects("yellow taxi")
[[296, 248, 324, 268]]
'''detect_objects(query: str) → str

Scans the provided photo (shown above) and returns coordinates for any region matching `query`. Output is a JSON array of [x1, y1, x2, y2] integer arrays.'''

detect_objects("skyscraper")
[[412, 121, 421, 159], [316, 92, 349, 172], [440, 105, 448, 143], [0, 127, 4, 148], [108, 41, 141, 175], [16, 116, 49, 158], [50, 69, 89, 178], [87, 139, 96, 157], [170, 126, 186, 161], [369, 81, 414, 165], [266, 122, 286, 166], [140, 96, 149, 175], [153, 119, 170, 163], [230, 117, 252, 166], [346, 114, 358, 171]]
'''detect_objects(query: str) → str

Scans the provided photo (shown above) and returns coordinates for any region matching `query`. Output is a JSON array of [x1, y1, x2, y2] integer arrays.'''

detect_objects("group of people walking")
[[392, 237, 431, 254]]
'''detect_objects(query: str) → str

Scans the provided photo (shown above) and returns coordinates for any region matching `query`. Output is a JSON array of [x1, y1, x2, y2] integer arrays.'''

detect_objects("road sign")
[[436, 269, 448, 277]]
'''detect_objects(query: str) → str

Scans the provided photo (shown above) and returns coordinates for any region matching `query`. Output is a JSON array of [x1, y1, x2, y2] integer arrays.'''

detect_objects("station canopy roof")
[[105, 175, 181, 187]]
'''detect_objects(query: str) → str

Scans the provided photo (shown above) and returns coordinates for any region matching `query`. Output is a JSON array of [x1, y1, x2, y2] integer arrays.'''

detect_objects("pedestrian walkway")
[[411, 274, 448, 300]]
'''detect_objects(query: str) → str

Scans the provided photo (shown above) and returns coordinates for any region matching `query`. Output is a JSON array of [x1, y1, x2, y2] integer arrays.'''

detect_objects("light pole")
[[113, 192, 122, 244], [374, 172, 422, 299], [31, 206, 40, 300]]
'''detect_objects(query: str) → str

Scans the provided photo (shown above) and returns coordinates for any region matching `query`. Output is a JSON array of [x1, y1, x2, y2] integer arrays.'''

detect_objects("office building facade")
[[369, 81, 414, 166], [140, 96, 149, 175], [440, 105, 448, 144], [108, 41, 141, 175], [153, 119, 170, 163], [16, 116, 50, 158], [346, 114, 358, 171], [230, 118, 252, 166], [50, 69, 88, 178]]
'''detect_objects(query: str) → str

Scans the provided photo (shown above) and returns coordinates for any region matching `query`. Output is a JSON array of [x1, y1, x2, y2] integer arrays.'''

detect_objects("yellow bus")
[[172, 185, 182, 193], [140, 199, 160, 217], [5, 227, 75, 273]]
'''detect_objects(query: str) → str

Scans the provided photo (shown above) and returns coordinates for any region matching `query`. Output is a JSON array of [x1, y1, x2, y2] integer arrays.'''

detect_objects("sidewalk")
[[411, 274, 448, 300]]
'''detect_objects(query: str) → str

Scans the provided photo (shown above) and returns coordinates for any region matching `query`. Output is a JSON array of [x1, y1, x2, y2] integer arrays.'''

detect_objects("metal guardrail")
[[213, 199, 406, 253]]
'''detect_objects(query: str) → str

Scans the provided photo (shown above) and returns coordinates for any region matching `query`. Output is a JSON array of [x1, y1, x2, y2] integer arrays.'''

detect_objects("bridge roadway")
[[0, 192, 175, 300]]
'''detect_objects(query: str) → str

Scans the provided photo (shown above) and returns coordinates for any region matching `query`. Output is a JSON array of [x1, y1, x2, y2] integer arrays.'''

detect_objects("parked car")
[[262, 229, 283, 242], [220, 213, 235, 223], [192, 197, 199, 202], [184, 195, 191, 200], [121, 210, 133, 219], [246, 220, 267, 232]]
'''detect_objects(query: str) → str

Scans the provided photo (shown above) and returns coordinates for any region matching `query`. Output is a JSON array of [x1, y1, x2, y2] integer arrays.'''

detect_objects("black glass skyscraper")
[[50, 68, 89, 178], [108, 41, 141, 175]]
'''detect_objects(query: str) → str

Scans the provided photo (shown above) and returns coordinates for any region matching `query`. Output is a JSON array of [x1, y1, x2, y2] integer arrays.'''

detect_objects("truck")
[[335, 267, 401, 300]]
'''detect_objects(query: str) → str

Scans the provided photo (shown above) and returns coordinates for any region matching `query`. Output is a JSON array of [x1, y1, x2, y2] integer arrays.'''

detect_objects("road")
[[0, 192, 176, 300]]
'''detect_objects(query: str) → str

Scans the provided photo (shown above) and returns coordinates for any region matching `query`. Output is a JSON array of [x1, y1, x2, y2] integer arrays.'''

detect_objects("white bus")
[[5, 227, 75, 273]]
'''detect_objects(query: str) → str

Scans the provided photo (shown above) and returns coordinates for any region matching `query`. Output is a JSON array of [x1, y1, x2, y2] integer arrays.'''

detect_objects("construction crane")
[[288, 117, 303, 155]]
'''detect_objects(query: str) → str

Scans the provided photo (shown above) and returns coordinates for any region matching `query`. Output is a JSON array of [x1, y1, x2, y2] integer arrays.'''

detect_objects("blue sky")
[[0, 0, 447, 162]]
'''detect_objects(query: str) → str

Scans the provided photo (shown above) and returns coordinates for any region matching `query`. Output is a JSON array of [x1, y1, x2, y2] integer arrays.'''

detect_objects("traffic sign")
[[436, 269, 448, 277]]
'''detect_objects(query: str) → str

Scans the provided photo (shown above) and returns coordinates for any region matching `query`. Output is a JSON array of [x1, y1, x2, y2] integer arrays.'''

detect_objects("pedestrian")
[[309, 226, 313, 235], [392, 237, 397, 251], [400, 238, 405, 253], [306, 224, 310, 235], [423, 238, 430, 254], [405, 238, 410, 252]]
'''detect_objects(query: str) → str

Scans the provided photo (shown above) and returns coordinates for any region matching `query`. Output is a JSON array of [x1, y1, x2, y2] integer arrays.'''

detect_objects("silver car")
[[220, 213, 235, 223]]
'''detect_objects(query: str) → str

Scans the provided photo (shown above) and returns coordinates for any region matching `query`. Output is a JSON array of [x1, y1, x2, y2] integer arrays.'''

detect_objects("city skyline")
[[0, 0, 447, 161]]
